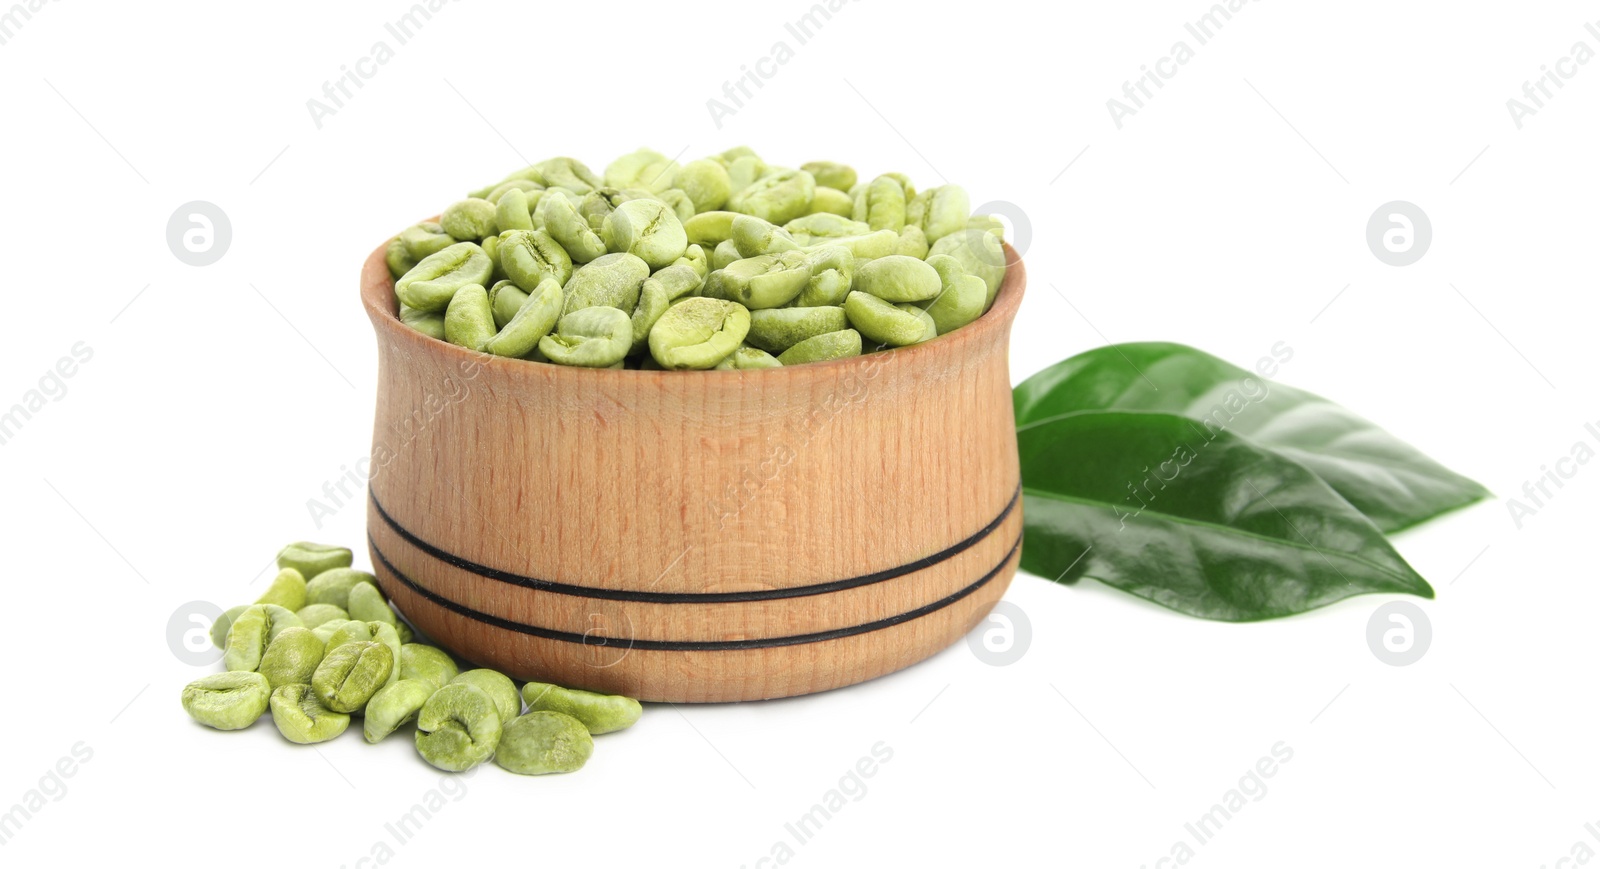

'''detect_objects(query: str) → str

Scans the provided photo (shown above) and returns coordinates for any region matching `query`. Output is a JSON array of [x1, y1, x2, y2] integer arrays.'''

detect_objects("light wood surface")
[[359, 236, 1027, 702]]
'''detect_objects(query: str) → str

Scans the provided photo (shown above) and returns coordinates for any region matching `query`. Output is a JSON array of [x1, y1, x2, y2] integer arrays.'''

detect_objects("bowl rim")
[[361, 229, 1026, 381]]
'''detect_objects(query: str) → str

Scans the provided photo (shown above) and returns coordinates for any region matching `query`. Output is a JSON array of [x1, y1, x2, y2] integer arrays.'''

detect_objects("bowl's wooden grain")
[[360, 236, 1026, 702]]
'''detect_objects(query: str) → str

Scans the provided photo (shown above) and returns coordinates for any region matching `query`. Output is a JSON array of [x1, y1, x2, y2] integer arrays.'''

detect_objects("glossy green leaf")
[[1018, 411, 1434, 621], [1013, 342, 1490, 532]]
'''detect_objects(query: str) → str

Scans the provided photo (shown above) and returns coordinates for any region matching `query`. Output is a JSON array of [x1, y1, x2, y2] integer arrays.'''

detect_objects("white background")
[[2, 0, 1596, 866]]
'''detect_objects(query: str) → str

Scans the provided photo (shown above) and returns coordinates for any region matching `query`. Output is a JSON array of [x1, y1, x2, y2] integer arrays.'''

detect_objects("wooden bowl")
[[360, 237, 1026, 702]]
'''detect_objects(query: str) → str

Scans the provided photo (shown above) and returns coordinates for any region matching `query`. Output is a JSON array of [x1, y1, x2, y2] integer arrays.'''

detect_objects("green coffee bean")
[[538, 192, 607, 263], [807, 186, 855, 217], [714, 145, 760, 166], [713, 345, 782, 369], [630, 277, 671, 355], [710, 238, 741, 271], [444, 284, 495, 350], [310, 618, 355, 645], [540, 186, 581, 212], [304, 568, 377, 609], [578, 187, 622, 230], [495, 712, 594, 775], [904, 188, 932, 232], [476, 180, 528, 202], [363, 679, 436, 744], [539, 306, 633, 368], [928, 229, 1007, 308], [905, 303, 938, 343], [810, 229, 900, 261], [897, 225, 929, 259], [675, 159, 732, 213], [725, 154, 767, 193], [210, 604, 249, 650], [922, 254, 987, 333], [521, 681, 643, 734], [704, 251, 810, 309], [794, 246, 854, 307], [400, 305, 446, 340], [854, 175, 908, 231], [676, 243, 709, 280], [394, 619, 415, 644], [386, 237, 417, 279], [450, 669, 520, 724], [651, 262, 706, 301], [327, 620, 403, 689], [483, 276, 563, 358], [494, 188, 535, 233], [728, 168, 816, 225], [489, 165, 542, 189], [533, 156, 602, 194], [399, 644, 459, 691], [800, 161, 856, 192], [225, 605, 303, 673], [746, 306, 849, 355], [776, 329, 862, 366], [784, 213, 869, 244], [605, 148, 679, 193], [441, 198, 498, 240], [521, 188, 551, 219], [276, 542, 353, 581], [312, 640, 393, 713], [632, 261, 705, 352], [731, 215, 801, 258], [415, 683, 503, 772], [562, 252, 649, 315], [182, 671, 271, 731], [880, 172, 916, 199], [655, 188, 695, 223], [396, 242, 494, 313], [595, 196, 638, 234], [485, 178, 543, 203], [347, 581, 395, 626], [580, 189, 623, 228], [257, 627, 326, 689], [683, 210, 738, 247], [844, 292, 931, 347], [400, 222, 455, 259], [919, 185, 970, 243], [488, 280, 529, 330], [269, 684, 350, 744], [480, 234, 504, 283], [967, 213, 1005, 238], [854, 255, 942, 303], [601, 198, 688, 269], [295, 604, 349, 631], [499, 228, 574, 292], [649, 298, 751, 370]]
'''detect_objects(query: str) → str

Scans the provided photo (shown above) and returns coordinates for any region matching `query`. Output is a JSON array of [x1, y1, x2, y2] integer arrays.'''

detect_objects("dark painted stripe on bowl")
[[368, 483, 1019, 604], [370, 533, 1020, 653]]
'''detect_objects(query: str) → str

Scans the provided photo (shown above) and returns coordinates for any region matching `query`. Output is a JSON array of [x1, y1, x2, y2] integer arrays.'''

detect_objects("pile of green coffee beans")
[[385, 147, 1009, 370], [180, 542, 640, 775]]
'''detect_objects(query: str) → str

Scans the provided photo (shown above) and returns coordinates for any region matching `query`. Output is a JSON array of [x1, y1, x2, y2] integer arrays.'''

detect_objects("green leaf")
[[1013, 342, 1490, 532], [1018, 411, 1434, 621]]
